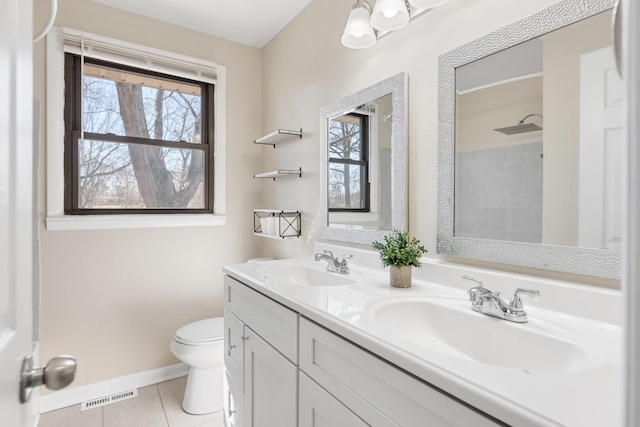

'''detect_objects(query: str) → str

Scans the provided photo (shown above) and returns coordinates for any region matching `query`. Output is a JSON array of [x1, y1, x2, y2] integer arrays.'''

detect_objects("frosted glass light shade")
[[341, 5, 376, 49], [370, 0, 410, 31], [408, 0, 450, 8]]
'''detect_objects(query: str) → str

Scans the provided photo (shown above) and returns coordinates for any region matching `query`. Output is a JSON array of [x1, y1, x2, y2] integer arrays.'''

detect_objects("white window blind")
[[61, 28, 218, 84]]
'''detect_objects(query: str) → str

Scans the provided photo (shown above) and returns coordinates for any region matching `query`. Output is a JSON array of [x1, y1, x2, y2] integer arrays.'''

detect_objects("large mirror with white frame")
[[437, 0, 622, 279], [320, 73, 407, 245]]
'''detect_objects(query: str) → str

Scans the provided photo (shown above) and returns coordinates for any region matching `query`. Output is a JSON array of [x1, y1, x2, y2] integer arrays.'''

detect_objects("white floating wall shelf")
[[254, 168, 302, 181], [254, 129, 303, 147]]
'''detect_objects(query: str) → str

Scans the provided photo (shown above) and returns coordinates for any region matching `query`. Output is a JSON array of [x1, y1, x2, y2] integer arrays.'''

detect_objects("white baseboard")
[[38, 363, 189, 414]]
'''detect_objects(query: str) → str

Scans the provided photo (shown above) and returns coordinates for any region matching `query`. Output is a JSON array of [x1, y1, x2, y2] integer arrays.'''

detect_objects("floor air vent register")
[[80, 389, 138, 411]]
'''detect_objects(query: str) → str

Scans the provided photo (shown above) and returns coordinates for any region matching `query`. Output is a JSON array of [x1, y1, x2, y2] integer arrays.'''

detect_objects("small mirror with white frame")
[[320, 72, 407, 245]]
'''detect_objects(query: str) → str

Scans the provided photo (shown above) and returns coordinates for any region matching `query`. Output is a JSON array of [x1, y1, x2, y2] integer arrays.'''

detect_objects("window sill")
[[328, 212, 380, 224], [45, 214, 226, 231]]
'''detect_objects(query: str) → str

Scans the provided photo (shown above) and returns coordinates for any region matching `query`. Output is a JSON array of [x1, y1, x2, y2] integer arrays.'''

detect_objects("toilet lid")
[[175, 318, 224, 345]]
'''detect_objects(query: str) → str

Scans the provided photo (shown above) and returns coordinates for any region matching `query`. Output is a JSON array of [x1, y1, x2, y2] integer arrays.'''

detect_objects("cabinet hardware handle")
[[241, 335, 249, 342], [227, 344, 236, 356]]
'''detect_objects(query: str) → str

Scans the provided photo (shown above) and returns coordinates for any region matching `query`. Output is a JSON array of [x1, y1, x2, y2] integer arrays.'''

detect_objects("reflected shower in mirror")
[[454, 9, 622, 250], [437, 0, 621, 279], [320, 73, 407, 245]]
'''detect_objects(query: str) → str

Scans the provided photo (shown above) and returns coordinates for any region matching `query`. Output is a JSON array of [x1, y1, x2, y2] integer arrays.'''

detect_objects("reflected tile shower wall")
[[455, 142, 543, 243]]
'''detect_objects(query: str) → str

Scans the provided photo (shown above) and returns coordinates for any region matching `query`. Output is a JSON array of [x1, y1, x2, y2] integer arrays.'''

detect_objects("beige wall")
[[542, 10, 612, 246], [456, 77, 543, 152], [33, 0, 263, 388], [261, 0, 618, 288]]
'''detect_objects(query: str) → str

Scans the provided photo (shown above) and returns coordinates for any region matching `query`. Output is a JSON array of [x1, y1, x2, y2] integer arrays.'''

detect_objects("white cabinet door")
[[224, 368, 244, 427], [299, 372, 368, 427], [224, 309, 245, 391], [244, 327, 297, 427]]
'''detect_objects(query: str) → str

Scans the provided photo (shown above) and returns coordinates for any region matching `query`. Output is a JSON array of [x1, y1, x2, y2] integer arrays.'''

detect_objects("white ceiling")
[[93, 0, 314, 48]]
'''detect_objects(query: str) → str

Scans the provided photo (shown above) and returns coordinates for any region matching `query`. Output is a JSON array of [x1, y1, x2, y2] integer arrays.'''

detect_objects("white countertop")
[[223, 256, 622, 427]]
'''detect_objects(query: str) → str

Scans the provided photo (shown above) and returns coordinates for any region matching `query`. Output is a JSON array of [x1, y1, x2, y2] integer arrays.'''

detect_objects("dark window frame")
[[328, 112, 370, 213], [63, 54, 215, 215]]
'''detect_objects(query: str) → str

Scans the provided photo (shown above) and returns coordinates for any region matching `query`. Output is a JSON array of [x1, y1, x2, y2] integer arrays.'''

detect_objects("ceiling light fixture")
[[371, 0, 410, 31], [342, 0, 450, 49], [341, 0, 377, 49]]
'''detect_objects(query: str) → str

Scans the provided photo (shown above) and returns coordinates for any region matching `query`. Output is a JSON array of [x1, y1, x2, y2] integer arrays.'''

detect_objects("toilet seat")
[[174, 318, 224, 346]]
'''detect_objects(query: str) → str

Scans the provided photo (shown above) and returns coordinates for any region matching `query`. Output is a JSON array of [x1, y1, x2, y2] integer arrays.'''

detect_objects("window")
[[328, 113, 370, 212], [63, 54, 214, 214]]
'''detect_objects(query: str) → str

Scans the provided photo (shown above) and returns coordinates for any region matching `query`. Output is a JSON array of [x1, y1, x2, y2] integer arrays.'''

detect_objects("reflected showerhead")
[[493, 122, 543, 135], [494, 113, 543, 135]]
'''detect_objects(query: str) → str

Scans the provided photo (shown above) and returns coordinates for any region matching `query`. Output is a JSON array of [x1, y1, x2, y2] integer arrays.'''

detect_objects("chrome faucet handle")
[[508, 288, 540, 315], [462, 275, 483, 287], [463, 275, 490, 303], [337, 255, 353, 272], [323, 250, 335, 258]]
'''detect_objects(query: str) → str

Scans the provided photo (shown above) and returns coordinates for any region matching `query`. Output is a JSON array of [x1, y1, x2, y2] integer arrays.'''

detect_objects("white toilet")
[[170, 317, 224, 415]]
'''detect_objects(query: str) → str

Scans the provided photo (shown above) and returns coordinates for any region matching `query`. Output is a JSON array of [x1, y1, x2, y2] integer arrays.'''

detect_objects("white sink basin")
[[366, 296, 600, 373], [255, 260, 361, 287]]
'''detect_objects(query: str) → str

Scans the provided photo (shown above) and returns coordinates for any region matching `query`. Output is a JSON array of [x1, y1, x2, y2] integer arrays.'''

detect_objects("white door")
[[623, 1, 640, 426], [578, 46, 624, 250], [0, 0, 35, 426]]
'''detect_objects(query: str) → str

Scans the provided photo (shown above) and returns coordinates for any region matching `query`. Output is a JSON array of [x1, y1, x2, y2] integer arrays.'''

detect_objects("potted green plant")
[[372, 229, 427, 288]]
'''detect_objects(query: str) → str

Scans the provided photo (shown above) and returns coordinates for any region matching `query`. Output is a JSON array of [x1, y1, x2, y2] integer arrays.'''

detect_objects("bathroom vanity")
[[222, 274, 498, 427], [222, 249, 621, 427]]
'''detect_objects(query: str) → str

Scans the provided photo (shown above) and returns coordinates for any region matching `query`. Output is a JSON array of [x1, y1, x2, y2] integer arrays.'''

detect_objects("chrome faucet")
[[462, 276, 540, 323], [314, 250, 352, 274], [462, 275, 492, 302]]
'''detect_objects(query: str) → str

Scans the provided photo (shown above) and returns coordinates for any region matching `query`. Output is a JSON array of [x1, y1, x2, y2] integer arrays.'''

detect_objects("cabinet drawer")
[[224, 275, 298, 363], [299, 372, 368, 427], [299, 318, 502, 427], [224, 309, 245, 390]]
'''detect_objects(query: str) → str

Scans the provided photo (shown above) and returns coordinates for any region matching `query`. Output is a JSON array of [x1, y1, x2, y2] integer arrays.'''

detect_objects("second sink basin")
[[366, 296, 603, 373], [255, 259, 361, 287]]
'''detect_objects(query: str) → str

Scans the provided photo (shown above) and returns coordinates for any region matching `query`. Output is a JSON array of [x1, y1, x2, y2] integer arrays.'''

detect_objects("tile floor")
[[38, 377, 224, 427]]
